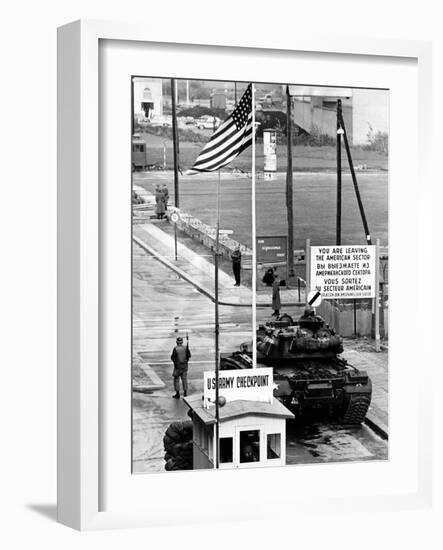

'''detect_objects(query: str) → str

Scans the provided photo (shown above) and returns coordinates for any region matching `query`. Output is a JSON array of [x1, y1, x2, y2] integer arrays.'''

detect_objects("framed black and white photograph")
[[57, 20, 433, 530], [130, 76, 389, 475]]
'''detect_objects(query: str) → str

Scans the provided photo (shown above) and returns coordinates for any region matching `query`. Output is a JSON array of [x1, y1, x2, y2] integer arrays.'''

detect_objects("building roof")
[[183, 394, 294, 425]]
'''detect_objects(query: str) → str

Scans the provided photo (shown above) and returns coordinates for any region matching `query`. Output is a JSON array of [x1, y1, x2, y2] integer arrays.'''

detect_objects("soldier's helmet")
[[176, 337, 183, 344]]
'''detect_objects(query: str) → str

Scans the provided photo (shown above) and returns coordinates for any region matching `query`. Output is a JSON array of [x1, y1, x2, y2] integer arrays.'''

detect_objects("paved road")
[[132, 241, 387, 473], [133, 241, 252, 473], [134, 170, 388, 249]]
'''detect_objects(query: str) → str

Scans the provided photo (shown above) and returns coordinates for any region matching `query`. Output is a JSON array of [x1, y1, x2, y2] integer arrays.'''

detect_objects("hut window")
[[219, 437, 233, 463], [239, 430, 260, 463], [267, 433, 281, 459]]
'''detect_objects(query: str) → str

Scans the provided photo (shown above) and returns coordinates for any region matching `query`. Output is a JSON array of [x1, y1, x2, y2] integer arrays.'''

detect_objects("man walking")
[[272, 273, 281, 317], [171, 335, 191, 399], [231, 246, 242, 287]]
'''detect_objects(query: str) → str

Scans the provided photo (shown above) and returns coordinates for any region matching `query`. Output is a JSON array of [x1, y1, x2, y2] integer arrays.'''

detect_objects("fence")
[[317, 298, 388, 339]]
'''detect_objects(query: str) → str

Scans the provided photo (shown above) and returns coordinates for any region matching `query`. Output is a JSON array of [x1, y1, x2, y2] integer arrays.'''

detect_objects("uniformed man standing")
[[231, 246, 242, 287], [171, 336, 191, 399], [161, 184, 169, 210]]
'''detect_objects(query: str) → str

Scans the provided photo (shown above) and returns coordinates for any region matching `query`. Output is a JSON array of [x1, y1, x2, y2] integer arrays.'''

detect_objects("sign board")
[[219, 229, 233, 235], [256, 236, 287, 264], [203, 368, 273, 408], [263, 129, 277, 172], [170, 212, 179, 223], [310, 245, 376, 299]]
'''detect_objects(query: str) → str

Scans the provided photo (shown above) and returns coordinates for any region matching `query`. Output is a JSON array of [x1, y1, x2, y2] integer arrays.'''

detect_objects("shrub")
[[177, 105, 227, 120], [142, 125, 209, 143], [364, 124, 388, 154]]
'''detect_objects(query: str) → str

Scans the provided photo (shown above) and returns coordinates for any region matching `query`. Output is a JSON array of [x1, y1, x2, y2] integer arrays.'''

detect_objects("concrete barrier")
[[168, 207, 253, 267]]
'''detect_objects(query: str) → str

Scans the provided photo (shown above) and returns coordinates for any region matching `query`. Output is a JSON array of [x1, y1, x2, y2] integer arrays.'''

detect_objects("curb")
[[133, 235, 216, 302], [133, 362, 166, 393], [133, 384, 164, 393], [364, 414, 389, 440]]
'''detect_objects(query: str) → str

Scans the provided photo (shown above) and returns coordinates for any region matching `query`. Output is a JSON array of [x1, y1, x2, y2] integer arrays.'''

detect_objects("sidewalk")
[[133, 221, 304, 308]]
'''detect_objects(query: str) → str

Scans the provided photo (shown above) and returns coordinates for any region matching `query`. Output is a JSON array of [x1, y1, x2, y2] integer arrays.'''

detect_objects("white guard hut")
[[184, 368, 294, 470]]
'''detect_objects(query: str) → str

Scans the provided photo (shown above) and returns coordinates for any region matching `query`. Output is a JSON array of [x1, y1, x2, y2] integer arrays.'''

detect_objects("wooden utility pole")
[[286, 86, 294, 278], [171, 78, 180, 260], [336, 99, 342, 246]]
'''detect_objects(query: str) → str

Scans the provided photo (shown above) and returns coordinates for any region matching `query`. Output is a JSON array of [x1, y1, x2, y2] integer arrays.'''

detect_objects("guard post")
[[184, 367, 294, 469]]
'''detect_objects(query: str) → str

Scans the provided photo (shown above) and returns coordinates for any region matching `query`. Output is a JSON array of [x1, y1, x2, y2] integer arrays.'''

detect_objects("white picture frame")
[[57, 19, 433, 531]]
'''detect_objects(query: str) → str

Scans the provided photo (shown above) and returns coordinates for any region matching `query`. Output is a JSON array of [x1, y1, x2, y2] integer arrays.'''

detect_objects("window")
[[219, 437, 233, 463], [239, 430, 260, 463], [201, 423, 208, 453], [267, 433, 281, 459]]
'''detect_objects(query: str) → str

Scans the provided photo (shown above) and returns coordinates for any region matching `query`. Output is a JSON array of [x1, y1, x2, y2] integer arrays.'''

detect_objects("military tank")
[[220, 309, 372, 424]]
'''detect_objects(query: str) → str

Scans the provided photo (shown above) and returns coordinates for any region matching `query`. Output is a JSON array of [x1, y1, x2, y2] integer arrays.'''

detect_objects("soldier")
[[161, 184, 169, 210], [155, 184, 166, 219], [171, 335, 191, 399], [231, 246, 242, 286]]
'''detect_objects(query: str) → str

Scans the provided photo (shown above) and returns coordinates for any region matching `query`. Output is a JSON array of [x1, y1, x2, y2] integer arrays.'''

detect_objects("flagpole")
[[251, 84, 257, 368], [214, 169, 221, 469]]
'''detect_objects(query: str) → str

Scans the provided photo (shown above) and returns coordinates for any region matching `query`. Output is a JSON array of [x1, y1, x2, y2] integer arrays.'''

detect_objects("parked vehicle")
[[132, 136, 148, 170], [195, 115, 221, 130], [148, 115, 172, 127]]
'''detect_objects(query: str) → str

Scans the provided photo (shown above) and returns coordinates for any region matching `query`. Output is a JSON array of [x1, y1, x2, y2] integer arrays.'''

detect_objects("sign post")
[[374, 239, 381, 351], [305, 238, 311, 306], [263, 129, 277, 179]]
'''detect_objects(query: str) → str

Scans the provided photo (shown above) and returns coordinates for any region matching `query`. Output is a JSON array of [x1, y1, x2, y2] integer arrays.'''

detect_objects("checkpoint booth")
[[184, 368, 294, 470]]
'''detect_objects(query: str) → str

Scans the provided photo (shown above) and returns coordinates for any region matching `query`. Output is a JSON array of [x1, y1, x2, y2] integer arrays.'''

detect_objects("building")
[[286, 85, 389, 146], [184, 394, 294, 469], [210, 90, 227, 110], [132, 77, 163, 121]]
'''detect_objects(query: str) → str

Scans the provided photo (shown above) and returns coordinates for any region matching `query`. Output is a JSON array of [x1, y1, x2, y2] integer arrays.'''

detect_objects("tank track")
[[340, 394, 371, 425]]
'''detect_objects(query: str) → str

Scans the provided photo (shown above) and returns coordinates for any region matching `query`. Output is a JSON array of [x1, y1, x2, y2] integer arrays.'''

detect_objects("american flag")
[[189, 84, 253, 173]]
